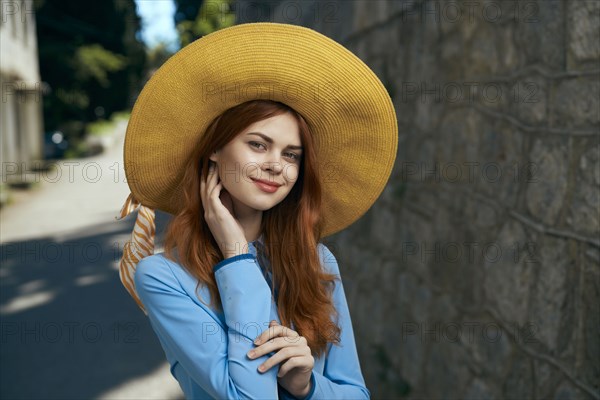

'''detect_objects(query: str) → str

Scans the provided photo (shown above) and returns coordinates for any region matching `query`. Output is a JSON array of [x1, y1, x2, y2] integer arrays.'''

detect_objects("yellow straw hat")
[[116, 22, 397, 314]]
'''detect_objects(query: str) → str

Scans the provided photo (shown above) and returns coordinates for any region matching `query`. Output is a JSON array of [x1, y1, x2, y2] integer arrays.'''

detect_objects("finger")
[[254, 324, 299, 345], [257, 346, 305, 373], [209, 168, 226, 203], [209, 163, 219, 181], [208, 186, 227, 216], [277, 355, 312, 378], [206, 164, 217, 193], [201, 164, 216, 207], [249, 335, 306, 360], [200, 169, 207, 210], [254, 325, 282, 345]]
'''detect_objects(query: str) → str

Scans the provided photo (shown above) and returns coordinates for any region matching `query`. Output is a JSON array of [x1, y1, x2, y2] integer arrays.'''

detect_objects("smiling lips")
[[251, 177, 281, 193]]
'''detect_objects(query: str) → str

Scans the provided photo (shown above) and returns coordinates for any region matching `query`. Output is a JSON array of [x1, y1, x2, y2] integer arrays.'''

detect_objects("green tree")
[[35, 0, 146, 138], [175, 0, 235, 47], [146, 42, 175, 76], [73, 44, 127, 87]]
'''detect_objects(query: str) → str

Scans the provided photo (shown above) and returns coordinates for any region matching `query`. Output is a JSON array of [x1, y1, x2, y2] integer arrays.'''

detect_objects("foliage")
[[35, 0, 146, 139], [145, 42, 175, 76], [176, 0, 235, 47], [86, 110, 131, 136], [73, 44, 127, 87], [112, 110, 132, 121], [86, 119, 114, 136]]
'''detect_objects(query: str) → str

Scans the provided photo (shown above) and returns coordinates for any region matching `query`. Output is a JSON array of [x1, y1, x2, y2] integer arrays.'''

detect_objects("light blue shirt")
[[134, 237, 370, 399]]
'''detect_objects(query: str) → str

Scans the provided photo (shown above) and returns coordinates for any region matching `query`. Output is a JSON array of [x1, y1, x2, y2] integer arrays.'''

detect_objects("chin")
[[227, 190, 283, 212], [244, 198, 282, 211]]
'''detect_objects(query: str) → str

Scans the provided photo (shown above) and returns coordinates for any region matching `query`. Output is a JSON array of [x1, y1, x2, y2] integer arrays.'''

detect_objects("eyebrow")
[[246, 132, 303, 151]]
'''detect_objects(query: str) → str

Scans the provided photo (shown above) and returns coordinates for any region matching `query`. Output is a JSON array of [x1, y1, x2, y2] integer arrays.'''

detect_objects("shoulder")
[[134, 253, 183, 293], [135, 253, 170, 276], [317, 242, 340, 275]]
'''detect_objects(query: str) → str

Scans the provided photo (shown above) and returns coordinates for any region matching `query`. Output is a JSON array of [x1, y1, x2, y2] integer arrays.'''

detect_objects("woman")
[[116, 22, 397, 399]]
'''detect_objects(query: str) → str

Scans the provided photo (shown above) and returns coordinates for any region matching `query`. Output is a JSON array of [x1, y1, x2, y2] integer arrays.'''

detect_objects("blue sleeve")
[[279, 244, 370, 399], [134, 253, 278, 399]]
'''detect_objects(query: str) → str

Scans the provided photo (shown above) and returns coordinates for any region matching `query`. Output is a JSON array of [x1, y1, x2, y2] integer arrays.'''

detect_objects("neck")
[[231, 198, 263, 243]]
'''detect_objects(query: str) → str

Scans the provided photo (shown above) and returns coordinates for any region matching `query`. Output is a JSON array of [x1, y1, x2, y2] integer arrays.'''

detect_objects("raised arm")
[[134, 252, 278, 399]]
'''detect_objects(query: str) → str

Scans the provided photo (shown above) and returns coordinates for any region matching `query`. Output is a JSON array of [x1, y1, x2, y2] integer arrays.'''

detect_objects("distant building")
[[0, 0, 45, 186]]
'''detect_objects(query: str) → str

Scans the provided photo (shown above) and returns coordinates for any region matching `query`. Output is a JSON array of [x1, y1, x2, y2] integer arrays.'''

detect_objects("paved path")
[[0, 121, 184, 399]]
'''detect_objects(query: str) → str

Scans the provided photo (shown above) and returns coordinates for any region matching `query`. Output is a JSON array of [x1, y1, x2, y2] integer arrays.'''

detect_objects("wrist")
[[292, 380, 311, 399], [222, 241, 250, 259]]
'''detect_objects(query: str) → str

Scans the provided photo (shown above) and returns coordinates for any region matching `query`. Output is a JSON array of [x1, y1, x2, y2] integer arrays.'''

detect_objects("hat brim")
[[124, 22, 398, 238]]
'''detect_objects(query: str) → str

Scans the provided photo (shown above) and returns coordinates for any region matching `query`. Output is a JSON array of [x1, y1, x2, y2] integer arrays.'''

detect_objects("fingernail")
[[254, 338, 260, 345], [258, 365, 265, 372], [247, 350, 255, 358]]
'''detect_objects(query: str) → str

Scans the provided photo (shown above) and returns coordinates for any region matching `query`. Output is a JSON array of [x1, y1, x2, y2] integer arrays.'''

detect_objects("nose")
[[261, 153, 283, 175], [262, 160, 283, 174]]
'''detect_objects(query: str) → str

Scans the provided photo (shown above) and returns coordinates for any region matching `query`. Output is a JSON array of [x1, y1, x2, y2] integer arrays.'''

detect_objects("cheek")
[[284, 164, 300, 183], [243, 162, 262, 179]]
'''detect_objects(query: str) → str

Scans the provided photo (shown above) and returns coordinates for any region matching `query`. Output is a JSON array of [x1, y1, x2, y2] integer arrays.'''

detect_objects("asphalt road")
[[0, 121, 184, 399]]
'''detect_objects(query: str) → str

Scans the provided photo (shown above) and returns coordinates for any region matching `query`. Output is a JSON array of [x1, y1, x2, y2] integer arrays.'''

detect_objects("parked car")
[[43, 131, 69, 159]]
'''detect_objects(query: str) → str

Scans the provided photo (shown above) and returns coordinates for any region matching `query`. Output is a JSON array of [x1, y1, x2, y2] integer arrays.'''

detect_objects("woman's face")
[[209, 112, 302, 213]]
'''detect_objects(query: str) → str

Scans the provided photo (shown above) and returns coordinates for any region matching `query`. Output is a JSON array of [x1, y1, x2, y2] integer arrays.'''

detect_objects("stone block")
[[352, 0, 390, 32], [582, 257, 600, 394], [503, 353, 534, 399], [551, 77, 600, 130], [437, 108, 484, 169], [525, 138, 569, 226], [462, 195, 499, 232], [424, 342, 471, 399], [429, 293, 458, 323], [553, 380, 588, 400], [462, 21, 500, 78], [464, 378, 496, 400], [471, 120, 523, 208], [534, 359, 556, 399], [458, 316, 513, 379], [528, 236, 569, 350], [313, 1, 354, 41], [514, 0, 565, 70], [512, 74, 548, 125], [399, 329, 423, 389], [497, 25, 519, 73], [567, 143, 600, 236], [483, 219, 533, 326], [568, 0, 600, 63], [399, 207, 435, 276]]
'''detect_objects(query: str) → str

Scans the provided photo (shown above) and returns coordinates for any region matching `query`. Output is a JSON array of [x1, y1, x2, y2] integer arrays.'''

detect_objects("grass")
[[87, 119, 115, 136], [62, 110, 131, 159], [63, 139, 94, 159], [87, 110, 131, 136]]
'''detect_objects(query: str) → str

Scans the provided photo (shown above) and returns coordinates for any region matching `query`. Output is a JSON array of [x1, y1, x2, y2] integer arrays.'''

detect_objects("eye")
[[249, 141, 266, 150], [284, 152, 300, 161]]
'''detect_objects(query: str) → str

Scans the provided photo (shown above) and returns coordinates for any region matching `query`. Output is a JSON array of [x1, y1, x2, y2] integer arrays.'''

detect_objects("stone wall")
[[236, 1, 599, 398]]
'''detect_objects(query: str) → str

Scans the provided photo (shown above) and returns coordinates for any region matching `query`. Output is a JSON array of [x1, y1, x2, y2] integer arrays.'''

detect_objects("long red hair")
[[163, 99, 341, 357]]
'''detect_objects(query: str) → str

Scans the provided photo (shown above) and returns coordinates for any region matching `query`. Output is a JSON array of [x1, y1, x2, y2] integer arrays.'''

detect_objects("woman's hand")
[[200, 162, 248, 258], [248, 320, 314, 398]]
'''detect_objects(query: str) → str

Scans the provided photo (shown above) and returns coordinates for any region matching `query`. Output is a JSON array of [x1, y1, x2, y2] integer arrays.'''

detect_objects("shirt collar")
[[249, 233, 265, 251]]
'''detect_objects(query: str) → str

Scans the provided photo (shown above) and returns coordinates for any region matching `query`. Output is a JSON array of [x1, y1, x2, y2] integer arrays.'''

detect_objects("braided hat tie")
[[115, 192, 156, 315]]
